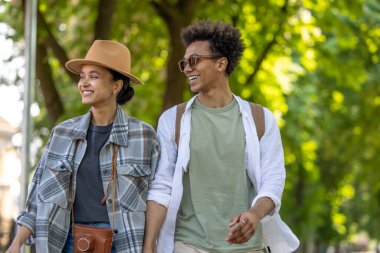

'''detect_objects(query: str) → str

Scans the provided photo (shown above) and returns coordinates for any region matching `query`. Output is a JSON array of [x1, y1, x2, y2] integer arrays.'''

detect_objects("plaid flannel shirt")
[[17, 105, 159, 253]]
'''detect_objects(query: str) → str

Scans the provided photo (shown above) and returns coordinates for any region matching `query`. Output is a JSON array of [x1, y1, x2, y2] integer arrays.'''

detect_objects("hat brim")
[[65, 59, 143, 84]]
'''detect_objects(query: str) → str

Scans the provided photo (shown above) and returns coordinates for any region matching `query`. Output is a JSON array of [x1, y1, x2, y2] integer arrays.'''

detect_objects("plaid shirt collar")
[[71, 105, 129, 147]]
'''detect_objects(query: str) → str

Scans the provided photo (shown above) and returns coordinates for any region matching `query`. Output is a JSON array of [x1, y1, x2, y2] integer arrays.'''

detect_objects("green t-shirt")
[[175, 98, 262, 252]]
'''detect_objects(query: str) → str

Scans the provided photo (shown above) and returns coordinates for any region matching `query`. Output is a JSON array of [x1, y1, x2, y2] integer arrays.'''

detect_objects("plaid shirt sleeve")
[[16, 129, 54, 242]]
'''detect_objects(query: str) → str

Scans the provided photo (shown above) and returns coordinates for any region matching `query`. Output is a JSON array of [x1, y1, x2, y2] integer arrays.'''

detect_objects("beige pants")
[[174, 241, 264, 253]]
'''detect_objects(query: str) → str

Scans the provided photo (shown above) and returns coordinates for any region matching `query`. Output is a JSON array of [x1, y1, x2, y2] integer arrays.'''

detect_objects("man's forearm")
[[249, 197, 275, 220], [143, 200, 168, 251]]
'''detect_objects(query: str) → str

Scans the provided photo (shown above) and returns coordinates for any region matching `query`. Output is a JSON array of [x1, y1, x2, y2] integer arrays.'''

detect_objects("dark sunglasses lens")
[[179, 56, 200, 71], [189, 56, 197, 68], [179, 60, 186, 71]]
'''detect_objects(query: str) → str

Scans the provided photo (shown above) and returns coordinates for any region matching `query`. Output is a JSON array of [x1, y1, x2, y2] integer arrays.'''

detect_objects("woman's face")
[[78, 65, 120, 107]]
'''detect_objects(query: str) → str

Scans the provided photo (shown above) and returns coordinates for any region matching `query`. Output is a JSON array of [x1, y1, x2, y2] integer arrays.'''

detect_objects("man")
[[143, 20, 299, 253]]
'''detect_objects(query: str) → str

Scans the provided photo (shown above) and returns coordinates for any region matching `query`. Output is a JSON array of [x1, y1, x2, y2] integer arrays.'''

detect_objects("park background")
[[0, 0, 379, 252]]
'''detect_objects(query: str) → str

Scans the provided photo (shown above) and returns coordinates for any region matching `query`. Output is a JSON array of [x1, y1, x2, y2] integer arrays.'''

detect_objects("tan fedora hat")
[[65, 40, 143, 84]]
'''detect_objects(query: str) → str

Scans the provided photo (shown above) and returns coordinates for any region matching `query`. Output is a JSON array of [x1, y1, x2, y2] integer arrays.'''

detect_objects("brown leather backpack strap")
[[175, 103, 186, 146], [250, 103, 265, 140]]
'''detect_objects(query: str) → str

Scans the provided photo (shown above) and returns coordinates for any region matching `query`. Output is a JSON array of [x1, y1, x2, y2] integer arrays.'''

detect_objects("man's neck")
[[91, 104, 117, 126], [197, 81, 233, 108]]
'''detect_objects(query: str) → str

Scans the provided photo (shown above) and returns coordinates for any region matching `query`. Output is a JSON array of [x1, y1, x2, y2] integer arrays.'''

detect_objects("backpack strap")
[[250, 102, 265, 140], [175, 103, 186, 146], [174, 101, 265, 146]]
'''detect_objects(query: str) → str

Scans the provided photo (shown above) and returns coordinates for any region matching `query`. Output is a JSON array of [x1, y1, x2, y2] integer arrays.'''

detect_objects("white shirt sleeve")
[[252, 108, 286, 220], [147, 107, 177, 208]]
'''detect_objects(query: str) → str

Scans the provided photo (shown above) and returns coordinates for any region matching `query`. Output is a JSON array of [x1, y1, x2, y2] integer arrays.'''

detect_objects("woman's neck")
[[91, 104, 117, 126]]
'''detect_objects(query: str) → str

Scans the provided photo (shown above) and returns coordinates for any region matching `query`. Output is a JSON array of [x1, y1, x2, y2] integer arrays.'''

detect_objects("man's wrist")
[[249, 197, 275, 221], [248, 207, 263, 221]]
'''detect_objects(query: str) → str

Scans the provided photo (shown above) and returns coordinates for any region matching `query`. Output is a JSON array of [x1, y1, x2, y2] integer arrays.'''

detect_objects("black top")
[[74, 122, 113, 223]]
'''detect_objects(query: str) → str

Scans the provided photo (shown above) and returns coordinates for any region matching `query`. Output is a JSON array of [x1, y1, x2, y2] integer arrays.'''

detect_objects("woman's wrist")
[[11, 237, 23, 248]]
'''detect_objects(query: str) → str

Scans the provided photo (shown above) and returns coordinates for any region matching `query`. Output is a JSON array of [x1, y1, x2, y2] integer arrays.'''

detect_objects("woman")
[[6, 40, 159, 253]]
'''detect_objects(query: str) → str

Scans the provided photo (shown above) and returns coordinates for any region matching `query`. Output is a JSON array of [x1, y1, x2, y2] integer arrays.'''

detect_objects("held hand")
[[5, 225, 32, 253], [142, 244, 157, 253], [5, 243, 21, 253], [225, 209, 260, 244]]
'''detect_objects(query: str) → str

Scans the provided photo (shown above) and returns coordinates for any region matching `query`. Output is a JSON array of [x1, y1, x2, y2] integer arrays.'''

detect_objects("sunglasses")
[[178, 54, 222, 72]]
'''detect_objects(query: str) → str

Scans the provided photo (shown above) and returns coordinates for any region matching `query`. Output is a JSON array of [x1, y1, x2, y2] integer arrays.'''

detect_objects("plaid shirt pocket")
[[117, 163, 151, 212], [37, 159, 72, 209]]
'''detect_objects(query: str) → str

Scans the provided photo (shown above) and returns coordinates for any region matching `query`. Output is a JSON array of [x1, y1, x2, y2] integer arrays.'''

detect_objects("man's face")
[[182, 41, 222, 93]]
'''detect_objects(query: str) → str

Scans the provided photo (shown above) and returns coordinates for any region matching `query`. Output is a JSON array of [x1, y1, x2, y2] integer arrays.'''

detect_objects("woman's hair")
[[109, 69, 134, 105], [181, 20, 245, 75]]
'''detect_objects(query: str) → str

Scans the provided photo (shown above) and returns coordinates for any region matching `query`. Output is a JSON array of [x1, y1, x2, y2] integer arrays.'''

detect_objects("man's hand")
[[225, 197, 275, 244], [225, 209, 260, 244]]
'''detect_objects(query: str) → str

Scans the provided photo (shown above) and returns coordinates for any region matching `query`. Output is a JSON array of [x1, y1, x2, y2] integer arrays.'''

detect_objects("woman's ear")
[[113, 80, 123, 94]]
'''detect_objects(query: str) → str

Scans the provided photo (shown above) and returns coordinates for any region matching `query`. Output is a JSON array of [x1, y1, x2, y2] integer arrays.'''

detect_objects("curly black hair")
[[181, 20, 245, 75]]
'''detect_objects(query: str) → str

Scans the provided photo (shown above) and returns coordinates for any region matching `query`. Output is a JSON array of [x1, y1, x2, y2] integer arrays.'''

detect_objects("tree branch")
[[150, 0, 176, 23], [37, 8, 78, 83], [245, 0, 289, 84]]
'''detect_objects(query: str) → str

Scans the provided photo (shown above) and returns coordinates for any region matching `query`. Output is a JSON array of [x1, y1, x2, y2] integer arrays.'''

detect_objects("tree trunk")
[[36, 42, 64, 125], [162, 20, 188, 110], [94, 0, 116, 40], [151, 0, 200, 113]]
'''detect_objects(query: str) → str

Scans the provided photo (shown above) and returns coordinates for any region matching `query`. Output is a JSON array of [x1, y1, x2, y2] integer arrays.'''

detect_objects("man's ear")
[[216, 57, 228, 72]]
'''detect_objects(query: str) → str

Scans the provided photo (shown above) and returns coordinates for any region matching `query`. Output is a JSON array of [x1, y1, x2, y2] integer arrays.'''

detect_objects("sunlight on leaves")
[[333, 213, 347, 235], [301, 49, 317, 71], [241, 88, 252, 99], [339, 184, 355, 200], [331, 90, 345, 111]]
